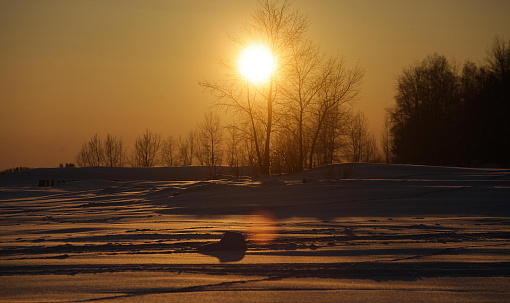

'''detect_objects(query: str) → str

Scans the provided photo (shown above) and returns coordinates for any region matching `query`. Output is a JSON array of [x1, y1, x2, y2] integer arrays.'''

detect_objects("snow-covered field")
[[1, 164, 509, 302]]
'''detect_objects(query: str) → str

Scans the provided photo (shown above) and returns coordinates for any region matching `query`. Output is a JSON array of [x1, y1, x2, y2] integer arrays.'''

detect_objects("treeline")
[[76, 0, 385, 175], [75, 109, 383, 175], [388, 37, 510, 167], [200, 0, 379, 174], [0, 167, 30, 176]]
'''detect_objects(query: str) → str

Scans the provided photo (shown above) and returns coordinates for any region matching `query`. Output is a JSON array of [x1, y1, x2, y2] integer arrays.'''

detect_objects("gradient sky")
[[1, 0, 509, 170]]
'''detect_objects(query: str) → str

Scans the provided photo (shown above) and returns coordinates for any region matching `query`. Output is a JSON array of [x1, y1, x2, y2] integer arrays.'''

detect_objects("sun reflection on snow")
[[247, 209, 278, 246]]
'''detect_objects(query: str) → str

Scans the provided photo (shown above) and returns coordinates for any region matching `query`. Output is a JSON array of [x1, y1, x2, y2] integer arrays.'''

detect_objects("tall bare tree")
[[176, 130, 196, 166], [188, 130, 196, 166], [76, 134, 104, 167], [197, 111, 224, 175], [201, 0, 309, 175], [201, 0, 363, 173], [161, 136, 177, 166], [131, 129, 162, 167], [104, 134, 125, 167], [308, 59, 364, 168], [280, 39, 323, 171], [345, 111, 380, 163], [381, 114, 393, 163], [176, 136, 189, 166], [225, 121, 245, 176]]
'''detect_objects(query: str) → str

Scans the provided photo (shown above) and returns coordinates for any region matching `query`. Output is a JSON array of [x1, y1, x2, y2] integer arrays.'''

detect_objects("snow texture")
[[1, 164, 509, 302]]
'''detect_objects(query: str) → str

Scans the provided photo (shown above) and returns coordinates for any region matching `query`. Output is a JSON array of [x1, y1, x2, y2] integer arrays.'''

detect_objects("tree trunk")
[[263, 78, 273, 175]]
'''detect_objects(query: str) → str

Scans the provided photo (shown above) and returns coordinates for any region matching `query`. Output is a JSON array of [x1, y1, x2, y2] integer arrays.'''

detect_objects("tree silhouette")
[[201, 0, 362, 174], [201, 0, 310, 175], [345, 111, 380, 163], [462, 36, 510, 166], [161, 136, 177, 167], [131, 129, 162, 167], [197, 111, 223, 175], [176, 130, 196, 166], [389, 37, 510, 167], [104, 134, 125, 167], [389, 54, 461, 165], [76, 134, 104, 167], [225, 121, 245, 177], [381, 114, 393, 163]]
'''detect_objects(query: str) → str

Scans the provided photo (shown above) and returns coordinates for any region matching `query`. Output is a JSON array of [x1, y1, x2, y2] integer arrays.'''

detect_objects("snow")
[[1, 164, 509, 302]]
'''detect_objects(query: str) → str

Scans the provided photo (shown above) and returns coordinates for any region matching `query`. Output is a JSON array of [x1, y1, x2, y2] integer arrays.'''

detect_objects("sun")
[[238, 44, 275, 84]]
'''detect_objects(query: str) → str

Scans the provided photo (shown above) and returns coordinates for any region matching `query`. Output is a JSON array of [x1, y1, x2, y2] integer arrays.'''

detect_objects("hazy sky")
[[1, 0, 509, 170]]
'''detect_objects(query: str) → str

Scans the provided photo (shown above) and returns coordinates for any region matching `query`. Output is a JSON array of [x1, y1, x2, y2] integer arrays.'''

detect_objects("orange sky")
[[1, 0, 509, 170]]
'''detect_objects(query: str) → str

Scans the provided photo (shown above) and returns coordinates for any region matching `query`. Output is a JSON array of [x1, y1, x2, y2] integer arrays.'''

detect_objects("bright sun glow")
[[238, 44, 275, 84]]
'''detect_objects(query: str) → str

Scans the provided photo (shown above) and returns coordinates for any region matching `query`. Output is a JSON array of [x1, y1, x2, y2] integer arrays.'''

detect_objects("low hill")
[[1, 164, 508, 187]]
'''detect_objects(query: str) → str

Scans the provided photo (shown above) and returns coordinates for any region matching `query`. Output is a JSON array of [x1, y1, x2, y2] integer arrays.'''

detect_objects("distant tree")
[[463, 36, 510, 166], [76, 134, 104, 167], [76, 145, 88, 167], [345, 111, 381, 163], [0, 167, 30, 176], [280, 42, 363, 171], [131, 129, 162, 167], [197, 111, 224, 175], [363, 133, 382, 163], [389, 54, 461, 165], [225, 121, 244, 176], [381, 114, 393, 163], [177, 130, 196, 166], [88, 134, 104, 166], [188, 130, 197, 166], [161, 136, 177, 166], [307, 58, 364, 168], [176, 136, 189, 166], [388, 37, 510, 167], [280, 39, 323, 172], [59, 163, 75, 168], [271, 128, 298, 174], [486, 36, 510, 77], [76, 134, 126, 167], [310, 104, 350, 167], [104, 134, 125, 167]]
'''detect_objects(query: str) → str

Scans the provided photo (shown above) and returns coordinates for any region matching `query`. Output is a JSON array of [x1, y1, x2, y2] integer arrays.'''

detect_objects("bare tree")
[[486, 35, 510, 77], [389, 54, 461, 165], [252, 0, 309, 174], [200, 0, 363, 174], [188, 130, 196, 166], [346, 111, 379, 163], [177, 131, 196, 166], [76, 145, 89, 167], [308, 59, 364, 168], [76, 143, 89, 167], [75, 134, 104, 167], [225, 121, 245, 176], [280, 39, 323, 171], [197, 111, 223, 175], [161, 136, 177, 166], [89, 134, 103, 166], [381, 114, 393, 163], [104, 134, 125, 167], [200, 0, 309, 175], [312, 104, 350, 167], [177, 136, 189, 166], [131, 129, 162, 167], [363, 133, 382, 163]]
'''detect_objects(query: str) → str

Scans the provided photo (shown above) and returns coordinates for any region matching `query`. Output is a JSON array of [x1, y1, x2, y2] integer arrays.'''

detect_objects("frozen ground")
[[1, 164, 509, 302]]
